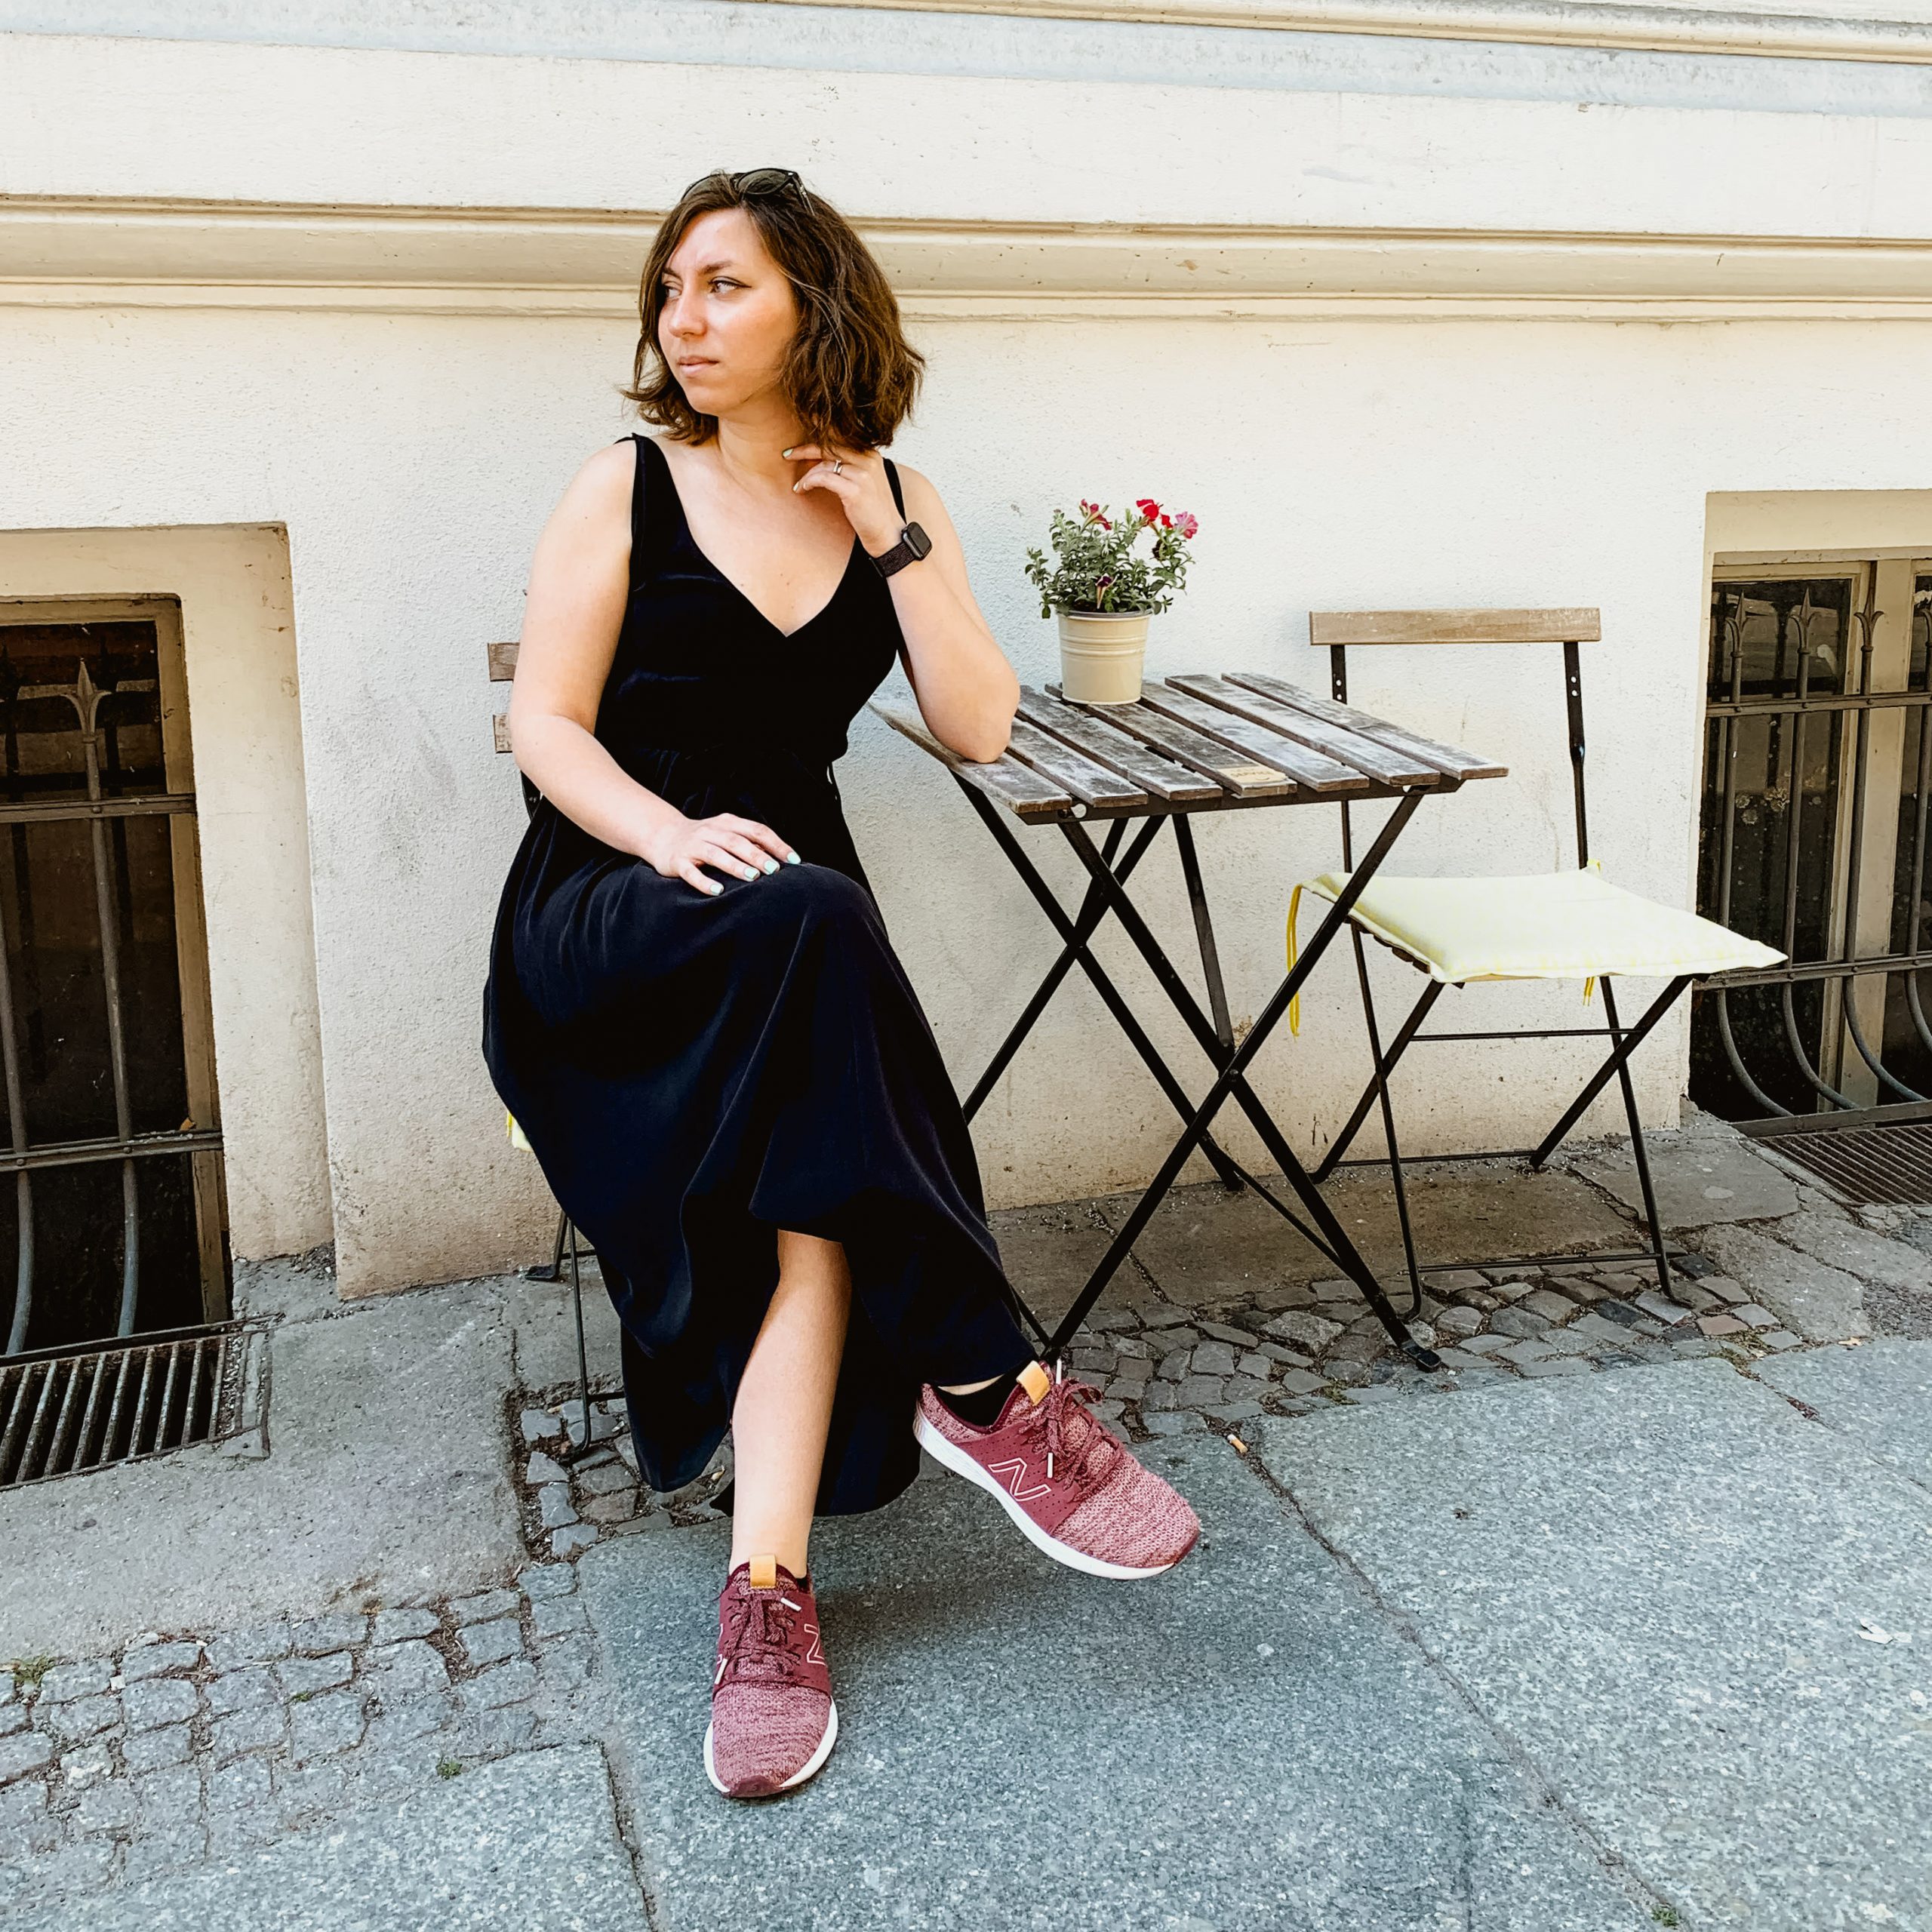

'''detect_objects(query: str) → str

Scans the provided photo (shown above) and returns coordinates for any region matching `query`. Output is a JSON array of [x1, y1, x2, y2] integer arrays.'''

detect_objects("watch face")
[[903, 521, 933, 559]]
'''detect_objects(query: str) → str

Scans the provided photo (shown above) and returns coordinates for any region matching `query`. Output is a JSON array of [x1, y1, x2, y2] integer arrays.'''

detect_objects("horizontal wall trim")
[[6, 195, 1932, 321], [759, 0, 1932, 65]]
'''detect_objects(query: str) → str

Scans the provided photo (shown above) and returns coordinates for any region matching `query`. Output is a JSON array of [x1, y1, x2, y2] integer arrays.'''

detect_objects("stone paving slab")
[[1758, 1338, 1932, 1487], [0, 1745, 644, 1930], [1092, 1163, 1634, 1300], [579, 1432, 1651, 1931], [1251, 1361, 1932, 1930], [0, 1282, 526, 1660], [1575, 1134, 1800, 1229]]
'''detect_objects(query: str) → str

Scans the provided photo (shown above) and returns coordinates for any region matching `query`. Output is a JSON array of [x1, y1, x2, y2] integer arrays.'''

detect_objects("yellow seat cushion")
[[1293, 866, 1786, 989], [506, 1109, 534, 1152]]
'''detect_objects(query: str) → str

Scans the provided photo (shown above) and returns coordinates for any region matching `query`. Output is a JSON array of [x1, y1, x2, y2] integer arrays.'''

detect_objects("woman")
[[482, 167, 1199, 1802]]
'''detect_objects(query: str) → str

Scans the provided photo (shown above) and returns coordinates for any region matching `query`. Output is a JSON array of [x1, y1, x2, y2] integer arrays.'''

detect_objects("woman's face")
[[657, 208, 798, 416]]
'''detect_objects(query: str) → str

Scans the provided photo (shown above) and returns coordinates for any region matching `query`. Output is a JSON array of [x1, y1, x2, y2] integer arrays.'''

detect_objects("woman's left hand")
[[782, 441, 902, 557]]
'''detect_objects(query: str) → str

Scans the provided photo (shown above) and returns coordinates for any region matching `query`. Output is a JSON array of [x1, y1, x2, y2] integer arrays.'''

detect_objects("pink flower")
[[1170, 510, 1198, 539], [1078, 497, 1112, 530]]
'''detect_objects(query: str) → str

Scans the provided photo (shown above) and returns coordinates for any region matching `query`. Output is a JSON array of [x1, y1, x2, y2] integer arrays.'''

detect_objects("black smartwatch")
[[867, 521, 932, 579]]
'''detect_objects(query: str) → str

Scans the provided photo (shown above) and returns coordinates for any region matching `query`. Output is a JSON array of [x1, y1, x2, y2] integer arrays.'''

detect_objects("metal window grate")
[[0, 1322, 235, 1487], [1752, 1121, 1932, 1207]]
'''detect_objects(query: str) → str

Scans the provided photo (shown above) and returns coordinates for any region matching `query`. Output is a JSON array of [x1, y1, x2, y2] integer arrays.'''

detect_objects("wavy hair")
[[623, 169, 926, 452]]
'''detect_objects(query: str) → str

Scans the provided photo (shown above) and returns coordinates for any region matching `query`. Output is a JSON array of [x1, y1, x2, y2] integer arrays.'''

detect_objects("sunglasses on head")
[[683, 167, 805, 203]]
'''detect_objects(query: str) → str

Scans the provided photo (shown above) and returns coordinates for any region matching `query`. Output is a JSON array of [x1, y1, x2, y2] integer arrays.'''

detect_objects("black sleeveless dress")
[[481, 432, 1036, 1518]]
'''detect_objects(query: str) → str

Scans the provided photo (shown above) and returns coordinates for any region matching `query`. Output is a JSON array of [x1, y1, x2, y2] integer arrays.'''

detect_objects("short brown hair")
[[623, 169, 926, 451]]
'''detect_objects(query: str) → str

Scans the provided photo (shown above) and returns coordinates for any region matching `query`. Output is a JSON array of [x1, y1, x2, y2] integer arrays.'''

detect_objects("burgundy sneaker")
[[703, 1552, 838, 1798], [914, 1358, 1201, 1578]]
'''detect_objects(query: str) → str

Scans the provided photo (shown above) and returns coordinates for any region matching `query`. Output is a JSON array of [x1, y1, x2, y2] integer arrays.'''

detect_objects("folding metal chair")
[[1294, 608, 1785, 1304]]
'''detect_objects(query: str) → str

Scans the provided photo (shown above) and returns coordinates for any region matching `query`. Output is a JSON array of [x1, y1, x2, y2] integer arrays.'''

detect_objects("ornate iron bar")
[[1698, 571, 1932, 1126], [0, 651, 221, 1356]]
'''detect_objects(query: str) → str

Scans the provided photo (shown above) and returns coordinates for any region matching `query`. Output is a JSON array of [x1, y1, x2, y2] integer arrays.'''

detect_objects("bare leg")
[[728, 1227, 853, 1578]]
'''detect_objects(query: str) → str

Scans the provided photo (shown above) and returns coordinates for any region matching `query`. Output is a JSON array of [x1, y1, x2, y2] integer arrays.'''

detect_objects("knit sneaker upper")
[[709, 1555, 833, 1796]]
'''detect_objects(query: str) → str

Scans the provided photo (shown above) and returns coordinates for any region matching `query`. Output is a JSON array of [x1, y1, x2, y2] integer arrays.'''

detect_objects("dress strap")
[[618, 433, 651, 596], [884, 455, 905, 520]]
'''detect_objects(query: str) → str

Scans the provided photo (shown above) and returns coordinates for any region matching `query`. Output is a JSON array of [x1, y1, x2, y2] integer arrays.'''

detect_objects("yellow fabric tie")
[[1284, 882, 1306, 1038], [506, 1109, 533, 1152]]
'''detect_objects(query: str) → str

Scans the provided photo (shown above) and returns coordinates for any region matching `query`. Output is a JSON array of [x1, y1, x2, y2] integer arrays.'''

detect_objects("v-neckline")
[[647, 435, 863, 641]]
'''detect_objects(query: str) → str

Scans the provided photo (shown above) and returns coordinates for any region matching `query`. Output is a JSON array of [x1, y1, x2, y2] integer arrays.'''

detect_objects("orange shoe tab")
[[748, 1553, 777, 1589], [1018, 1360, 1052, 1404]]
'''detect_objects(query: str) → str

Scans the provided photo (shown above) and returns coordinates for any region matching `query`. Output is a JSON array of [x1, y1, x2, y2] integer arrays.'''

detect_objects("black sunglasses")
[[681, 167, 805, 202]]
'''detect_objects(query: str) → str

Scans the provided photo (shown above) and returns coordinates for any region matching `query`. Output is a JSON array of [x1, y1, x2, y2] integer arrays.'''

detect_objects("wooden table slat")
[[488, 640, 518, 682], [1015, 687, 1223, 804], [1003, 715, 1149, 810], [1133, 682, 1374, 794], [492, 713, 512, 753], [1223, 672, 1508, 783], [1044, 685, 1298, 799], [1166, 672, 1440, 788], [868, 697, 1073, 820]]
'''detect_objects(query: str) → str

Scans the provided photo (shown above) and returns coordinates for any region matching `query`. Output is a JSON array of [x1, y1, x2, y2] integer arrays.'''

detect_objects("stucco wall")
[[5, 25, 1932, 1293]]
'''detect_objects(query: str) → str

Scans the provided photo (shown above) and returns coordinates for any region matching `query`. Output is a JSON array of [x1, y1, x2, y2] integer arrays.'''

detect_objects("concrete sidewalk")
[[4, 1119, 1930, 1927]]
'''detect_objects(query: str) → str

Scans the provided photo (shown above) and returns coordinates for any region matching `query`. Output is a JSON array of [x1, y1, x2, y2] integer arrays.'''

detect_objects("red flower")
[[1078, 497, 1112, 531], [1135, 497, 1161, 523]]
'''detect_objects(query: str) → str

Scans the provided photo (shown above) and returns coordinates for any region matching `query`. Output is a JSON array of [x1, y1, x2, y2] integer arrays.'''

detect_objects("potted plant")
[[1023, 494, 1199, 703]]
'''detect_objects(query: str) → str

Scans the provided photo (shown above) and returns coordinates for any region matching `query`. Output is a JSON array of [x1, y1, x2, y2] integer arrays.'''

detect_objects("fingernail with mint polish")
[[761, 858, 778, 874], [785, 852, 801, 864]]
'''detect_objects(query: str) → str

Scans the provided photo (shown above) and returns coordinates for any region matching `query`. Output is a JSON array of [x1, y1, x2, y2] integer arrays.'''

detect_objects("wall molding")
[[756, 0, 1932, 65], [7, 194, 1932, 321]]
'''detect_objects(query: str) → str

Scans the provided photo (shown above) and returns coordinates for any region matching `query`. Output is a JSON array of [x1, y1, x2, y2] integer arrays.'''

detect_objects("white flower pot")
[[1057, 608, 1150, 703]]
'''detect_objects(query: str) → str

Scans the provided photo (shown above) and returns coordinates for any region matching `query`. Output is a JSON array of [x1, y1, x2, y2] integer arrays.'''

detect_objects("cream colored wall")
[[7, 25, 1932, 1292], [7, 305, 1931, 1291], [0, 526, 330, 1262]]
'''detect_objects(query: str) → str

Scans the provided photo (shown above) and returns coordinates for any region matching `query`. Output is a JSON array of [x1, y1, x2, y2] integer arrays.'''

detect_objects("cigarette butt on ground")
[[1227, 1433, 1247, 1454]]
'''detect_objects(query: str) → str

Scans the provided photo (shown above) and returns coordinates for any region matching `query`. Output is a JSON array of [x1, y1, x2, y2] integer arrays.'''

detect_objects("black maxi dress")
[[482, 432, 1038, 1518]]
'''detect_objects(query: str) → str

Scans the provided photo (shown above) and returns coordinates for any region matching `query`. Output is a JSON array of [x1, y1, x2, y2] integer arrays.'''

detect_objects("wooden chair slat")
[[1225, 672, 1507, 782], [1044, 685, 1297, 799], [1004, 715, 1149, 810], [1014, 687, 1222, 804], [1167, 673, 1440, 788], [493, 713, 512, 754], [1134, 682, 1372, 795], [488, 640, 519, 682], [867, 697, 1072, 820], [1308, 608, 1601, 647]]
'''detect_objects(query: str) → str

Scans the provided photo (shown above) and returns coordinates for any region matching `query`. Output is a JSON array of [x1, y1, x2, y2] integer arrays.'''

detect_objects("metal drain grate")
[[0, 1324, 237, 1488], [1751, 1121, 1932, 1208]]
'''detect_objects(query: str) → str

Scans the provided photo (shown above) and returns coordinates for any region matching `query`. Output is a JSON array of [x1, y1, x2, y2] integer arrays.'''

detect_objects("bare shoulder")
[[889, 458, 942, 513], [571, 436, 640, 504]]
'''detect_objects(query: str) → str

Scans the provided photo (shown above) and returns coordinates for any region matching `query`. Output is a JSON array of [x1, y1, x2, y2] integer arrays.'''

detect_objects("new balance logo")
[[805, 1621, 824, 1665], [986, 1456, 1051, 1502]]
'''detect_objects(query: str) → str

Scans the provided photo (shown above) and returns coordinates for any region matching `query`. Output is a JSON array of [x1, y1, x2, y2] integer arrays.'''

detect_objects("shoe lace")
[[1024, 1360, 1126, 1486], [715, 1586, 805, 1690]]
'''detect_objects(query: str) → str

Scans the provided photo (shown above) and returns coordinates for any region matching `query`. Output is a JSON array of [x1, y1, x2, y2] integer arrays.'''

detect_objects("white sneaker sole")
[[912, 1407, 1187, 1580], [703, 1697, 838, 1798]]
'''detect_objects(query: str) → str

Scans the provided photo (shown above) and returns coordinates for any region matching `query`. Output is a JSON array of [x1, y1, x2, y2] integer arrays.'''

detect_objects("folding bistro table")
[[869, 672, 1506, 1374]]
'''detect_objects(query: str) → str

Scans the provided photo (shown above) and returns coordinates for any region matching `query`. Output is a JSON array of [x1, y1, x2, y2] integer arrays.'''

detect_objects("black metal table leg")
[[952, 783, 1251, 1192], [1034, 792, 1441, 1367]]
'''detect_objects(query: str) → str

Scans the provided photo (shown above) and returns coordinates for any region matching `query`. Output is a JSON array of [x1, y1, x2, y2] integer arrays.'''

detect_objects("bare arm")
[[506, 441, 798, 897], [890, 465, 1020, 763], [780, 443, 1017, 761]]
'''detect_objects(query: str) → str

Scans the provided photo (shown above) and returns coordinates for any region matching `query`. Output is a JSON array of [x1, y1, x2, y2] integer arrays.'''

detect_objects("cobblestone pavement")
[[0, 1564, 602, 1912], [506, 1150, 1931, 1563]]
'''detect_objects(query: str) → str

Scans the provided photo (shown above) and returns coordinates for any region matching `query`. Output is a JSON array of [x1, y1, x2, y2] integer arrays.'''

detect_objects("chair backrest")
[[487, 640, 540, 814], [1308, 607, 1602, 868]]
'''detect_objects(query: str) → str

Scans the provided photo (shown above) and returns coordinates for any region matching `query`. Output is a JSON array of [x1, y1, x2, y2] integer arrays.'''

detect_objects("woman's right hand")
[[640, 811, 801, 897]]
